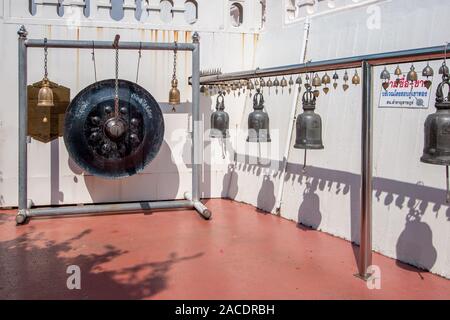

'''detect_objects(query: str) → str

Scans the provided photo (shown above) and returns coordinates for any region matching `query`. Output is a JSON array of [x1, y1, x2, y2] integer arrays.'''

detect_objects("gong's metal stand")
[[199, 43, 450, 280], [16, 25, 210, 224]]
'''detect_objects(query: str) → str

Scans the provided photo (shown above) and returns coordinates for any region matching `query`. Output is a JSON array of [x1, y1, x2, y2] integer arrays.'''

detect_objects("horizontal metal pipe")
[[24, 200, 194, 218], [25, 39, 195, 51], [199, 44, 450, 84]]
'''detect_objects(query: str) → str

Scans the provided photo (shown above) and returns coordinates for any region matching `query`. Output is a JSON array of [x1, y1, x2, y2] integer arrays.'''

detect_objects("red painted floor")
[[0, 199, 448, 300]]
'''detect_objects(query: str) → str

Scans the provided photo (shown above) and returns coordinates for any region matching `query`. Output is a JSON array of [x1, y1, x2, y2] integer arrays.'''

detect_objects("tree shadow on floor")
[[0, 228, 203, 299]]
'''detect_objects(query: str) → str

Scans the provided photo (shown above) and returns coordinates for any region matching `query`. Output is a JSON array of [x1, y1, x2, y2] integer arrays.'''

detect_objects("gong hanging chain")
[[44, 38, 48, 80], [114, 44, 119, 117], [91, 41, 97, 82], [136, 42, 142, 83], [173, 41, 178, 81]]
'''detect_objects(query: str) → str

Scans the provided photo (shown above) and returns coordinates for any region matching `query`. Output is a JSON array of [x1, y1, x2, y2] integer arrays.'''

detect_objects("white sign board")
[[379, 74, 433, 109]]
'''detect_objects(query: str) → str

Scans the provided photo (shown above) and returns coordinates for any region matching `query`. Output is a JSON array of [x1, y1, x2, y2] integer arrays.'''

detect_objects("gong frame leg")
[[17, 26, 28, 225]]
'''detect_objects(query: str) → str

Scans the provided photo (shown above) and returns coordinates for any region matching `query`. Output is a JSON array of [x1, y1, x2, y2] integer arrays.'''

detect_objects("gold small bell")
[[394, 65, 402, 84], [273, 77, 280, 94], [312, 73, 322, 87], [352, 70, 360, 85], [342, 71, 349, 91], [260, 78, 266, 87], [322, 73, 331, 85], [281, 77, 288, 94], [407, 64, 418, 82], [37, 78, 55, 107], [169, 79, 181, 105]]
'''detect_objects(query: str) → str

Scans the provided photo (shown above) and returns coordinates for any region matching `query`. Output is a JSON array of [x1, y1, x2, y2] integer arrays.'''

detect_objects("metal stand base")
[[16, 193, 212, 225], [353, 272, 373, 281]]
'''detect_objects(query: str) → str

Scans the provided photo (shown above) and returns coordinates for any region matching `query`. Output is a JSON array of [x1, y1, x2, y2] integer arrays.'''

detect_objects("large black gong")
[[64, 79, 165, 179]]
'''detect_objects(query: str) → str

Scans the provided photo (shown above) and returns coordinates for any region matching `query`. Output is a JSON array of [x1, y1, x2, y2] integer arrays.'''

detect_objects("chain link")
[[44, 38, 48, 79]]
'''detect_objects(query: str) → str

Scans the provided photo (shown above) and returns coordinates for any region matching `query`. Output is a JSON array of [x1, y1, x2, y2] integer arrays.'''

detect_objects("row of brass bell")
[[211, 84, 325, 153], [210, 89, 271, 143], [202, 70, 361, 98], [379, 62, 450, 90]]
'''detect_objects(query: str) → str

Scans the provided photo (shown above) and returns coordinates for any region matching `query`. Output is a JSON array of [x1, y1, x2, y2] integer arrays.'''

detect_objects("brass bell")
[[289, 76, 294, 92], [260, 78, 266, 87], [210, 91, 230, 139], [322, 73, 331, 85], [422, 63, 434, 89], [296, 75, 302, 93], [332, 71, 339, 89], [421, 73, 450, 202], [281, 76, 288, 93], [274, 77, 280, 94], [394, 65, 402, 84], [37, 78, 55, 107], [343, 71, 349, 91], [294, 86, 324, 150], [422, 63, 434, 77], [169, 79, 180, 105], [407, 64, 418, 82], [380, 67, 391, 80], [247, 89, 271, 143], [439, 62, 449, 76], [352, 70, 360, 85], [380, 67, 391, 90], [312, 73, 322, 87], [267, 78, 273, 94]]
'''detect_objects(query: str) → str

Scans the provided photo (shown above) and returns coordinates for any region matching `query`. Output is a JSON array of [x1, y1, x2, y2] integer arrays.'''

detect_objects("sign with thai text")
[[379, 75, 433, 109]]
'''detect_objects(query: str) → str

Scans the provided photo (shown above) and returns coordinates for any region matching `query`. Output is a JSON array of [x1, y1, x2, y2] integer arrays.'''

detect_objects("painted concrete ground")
[[0, 199, 448, 299]]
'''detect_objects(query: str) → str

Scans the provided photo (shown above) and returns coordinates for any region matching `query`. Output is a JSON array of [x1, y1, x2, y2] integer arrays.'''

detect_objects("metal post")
[[191, 32, 201, 202], [16, 26, 28, 225], [358, 60, 373, 279]]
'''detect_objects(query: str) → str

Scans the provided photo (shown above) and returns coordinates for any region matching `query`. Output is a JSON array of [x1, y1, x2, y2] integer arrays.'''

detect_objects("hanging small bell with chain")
[[312, 73, 321, 97], [281, 76, 288, 94], [294, 85, 324, 150], [332, 71, 339, 89], [37, 38, 54, 112], [380, 66, 391, 90], [169, 42, 181, 109], [342, 71, 349, 91], [247, 89, 271, 143], [422, 62, 434, 89], [322, 73, 331, 94], [407, 64, 418, 83], [352, 70, 360, 85], [210, 91, 230, 139], [296, 75, 302, 93]]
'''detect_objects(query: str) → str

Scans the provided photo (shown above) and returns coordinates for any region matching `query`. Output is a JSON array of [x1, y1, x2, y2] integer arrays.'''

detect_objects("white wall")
[[222, 0, 450, 279]]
